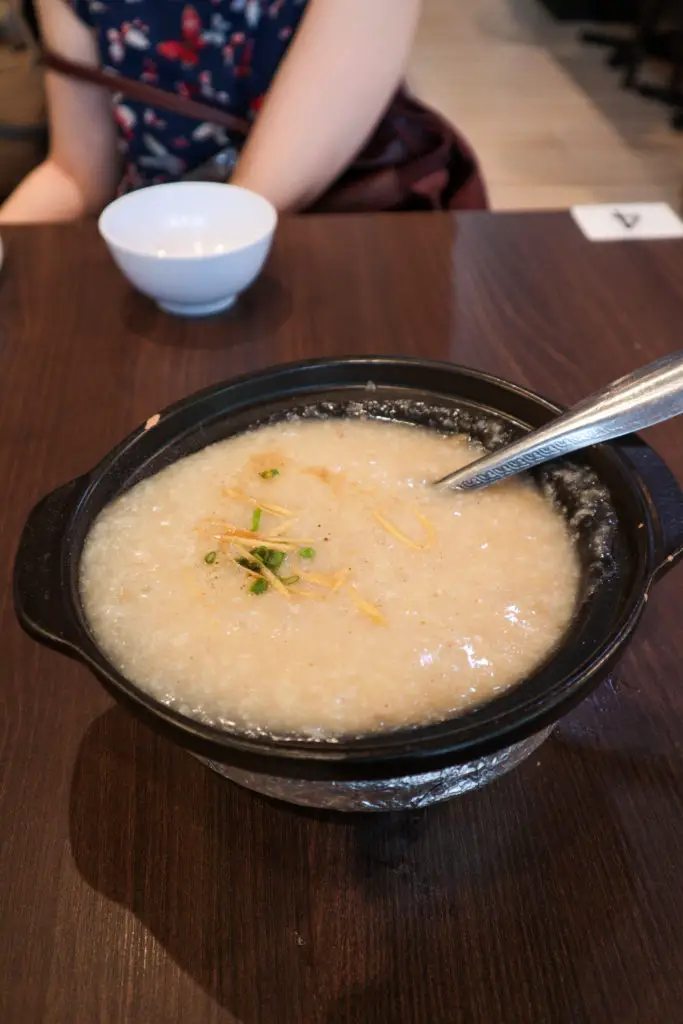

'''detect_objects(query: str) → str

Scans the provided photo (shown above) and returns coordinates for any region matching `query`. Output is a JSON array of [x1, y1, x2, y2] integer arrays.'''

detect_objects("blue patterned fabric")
[[69, 0, 308, 189]]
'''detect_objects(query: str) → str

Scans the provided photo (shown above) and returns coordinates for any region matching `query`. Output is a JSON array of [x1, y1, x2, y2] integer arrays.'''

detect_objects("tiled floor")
[[410, 0, 683, 210]]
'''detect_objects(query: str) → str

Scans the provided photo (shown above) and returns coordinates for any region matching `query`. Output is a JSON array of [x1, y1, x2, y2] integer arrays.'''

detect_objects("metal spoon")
[[435, 351, 683, 491]]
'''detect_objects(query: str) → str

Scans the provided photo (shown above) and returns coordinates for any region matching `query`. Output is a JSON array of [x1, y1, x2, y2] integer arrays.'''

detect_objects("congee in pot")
[[80, 418, 581, 737]]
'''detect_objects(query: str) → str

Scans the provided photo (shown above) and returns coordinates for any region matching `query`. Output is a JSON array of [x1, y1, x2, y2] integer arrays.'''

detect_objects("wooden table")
[[2, 212, 683, 1024]]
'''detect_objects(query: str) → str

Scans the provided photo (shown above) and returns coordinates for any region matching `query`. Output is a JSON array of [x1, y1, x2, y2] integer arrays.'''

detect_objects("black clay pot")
[[13, 358, 683, 789]]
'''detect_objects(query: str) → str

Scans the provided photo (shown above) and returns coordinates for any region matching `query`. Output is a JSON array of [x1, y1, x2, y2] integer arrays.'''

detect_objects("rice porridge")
[[79, 419, 581, 737]]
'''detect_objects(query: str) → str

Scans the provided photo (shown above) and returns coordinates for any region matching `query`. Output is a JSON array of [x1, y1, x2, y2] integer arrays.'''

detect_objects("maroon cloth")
[[311, 89, 489, 214]]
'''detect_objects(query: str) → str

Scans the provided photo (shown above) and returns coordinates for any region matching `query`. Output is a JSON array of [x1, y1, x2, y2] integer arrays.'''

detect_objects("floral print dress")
[[69, 0, 308, 190]]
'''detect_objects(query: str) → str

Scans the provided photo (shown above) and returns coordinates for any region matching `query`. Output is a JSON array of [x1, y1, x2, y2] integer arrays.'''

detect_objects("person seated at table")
[[0, 0, 487, 223]]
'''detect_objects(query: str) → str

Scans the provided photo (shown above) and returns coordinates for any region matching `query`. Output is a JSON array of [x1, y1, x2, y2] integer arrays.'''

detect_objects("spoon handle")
[[436, 351, 683, 491]]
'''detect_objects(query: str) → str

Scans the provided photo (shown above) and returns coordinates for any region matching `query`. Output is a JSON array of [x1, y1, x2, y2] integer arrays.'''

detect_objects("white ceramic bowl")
[[98, 182, 277, 317]]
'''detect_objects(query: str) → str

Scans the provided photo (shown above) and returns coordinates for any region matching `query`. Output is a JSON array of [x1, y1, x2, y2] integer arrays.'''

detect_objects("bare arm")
[[0, 0, 119, 224], [231, 0, 422, 212]]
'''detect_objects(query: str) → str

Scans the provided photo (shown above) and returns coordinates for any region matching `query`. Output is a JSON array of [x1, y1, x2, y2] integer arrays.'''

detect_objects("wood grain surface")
[[1, 212, 683, 1024]]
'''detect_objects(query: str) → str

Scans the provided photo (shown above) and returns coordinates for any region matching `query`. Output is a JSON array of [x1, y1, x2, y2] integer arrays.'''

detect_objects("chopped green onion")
[[299, 547, 315, 560], [265, 549, 285, 570], [251, 507, 262, 532], [250, 578, 268, 595], [280, 575, 300, 586], [237, 557, 260, 572], [204, 551, 217, 565], [260, 468, 280, 480], [252, 547, 285, 570]]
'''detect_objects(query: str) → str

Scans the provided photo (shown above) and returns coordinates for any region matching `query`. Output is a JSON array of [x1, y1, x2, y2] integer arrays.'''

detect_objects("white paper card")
[[570, 202, 683, 242]]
